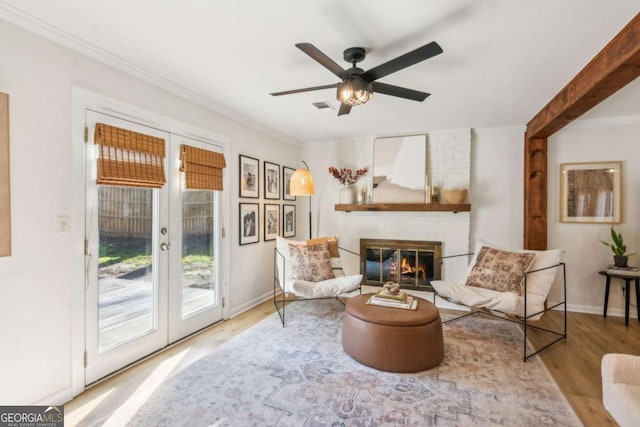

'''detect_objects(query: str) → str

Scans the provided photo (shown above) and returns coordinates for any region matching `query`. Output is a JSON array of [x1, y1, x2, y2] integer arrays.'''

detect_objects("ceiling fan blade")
[[296, 43, 347, 79], [361, 41, 443, 82], [338, 103, 352, 116], [371, 82, 430, 102], [270, 83, 339, 96]]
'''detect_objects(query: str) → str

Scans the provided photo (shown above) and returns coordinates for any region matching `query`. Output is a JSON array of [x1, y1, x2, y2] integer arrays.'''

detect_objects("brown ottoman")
[[342, 294, 444, 372]]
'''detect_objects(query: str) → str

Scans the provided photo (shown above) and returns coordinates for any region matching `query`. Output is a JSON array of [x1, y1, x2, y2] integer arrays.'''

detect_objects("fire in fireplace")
[[360, 239, 442, 291]]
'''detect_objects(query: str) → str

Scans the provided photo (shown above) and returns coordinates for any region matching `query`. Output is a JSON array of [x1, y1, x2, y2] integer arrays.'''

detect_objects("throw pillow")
[[465, 246, 535, 295], [288, 242, 335, 282], [465, 239, 564, 302], [306, 236, 340, 258]]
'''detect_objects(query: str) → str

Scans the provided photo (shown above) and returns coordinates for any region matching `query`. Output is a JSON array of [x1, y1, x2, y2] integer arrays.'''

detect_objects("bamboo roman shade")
[[180, 144, 226, 191], [94, 123, 166, 188]]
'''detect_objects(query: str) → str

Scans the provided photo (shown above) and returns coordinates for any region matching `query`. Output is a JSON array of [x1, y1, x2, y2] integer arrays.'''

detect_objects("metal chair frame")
[[273, 246, 362, 327], [435, 253, 567, 362]]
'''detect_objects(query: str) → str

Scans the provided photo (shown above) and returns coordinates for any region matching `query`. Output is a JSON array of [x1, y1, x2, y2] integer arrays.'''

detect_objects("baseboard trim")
[[227, 290, 274, 319], [35, 387, 73, 406], [566, 303, 638, 320]]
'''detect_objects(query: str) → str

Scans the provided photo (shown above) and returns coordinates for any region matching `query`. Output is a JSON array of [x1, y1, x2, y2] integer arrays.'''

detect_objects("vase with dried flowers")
[[328, 166, 368, 204]]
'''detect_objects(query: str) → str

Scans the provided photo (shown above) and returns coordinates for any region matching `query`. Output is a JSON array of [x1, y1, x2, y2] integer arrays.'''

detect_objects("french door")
[[84, 111, 223, 384]]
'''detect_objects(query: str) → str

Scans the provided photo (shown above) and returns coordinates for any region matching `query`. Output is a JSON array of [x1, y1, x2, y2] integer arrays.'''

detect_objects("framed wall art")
[[0, 92, 10, 257], [283, 204, 296, 238], [264, 204, 280, 241], [239, 154, 259, 198], [560, 161, 622, 223], [372, 134, 427, 203], [282, 166, 296, 201], [239, 203, 260, 245], [264, 161, 280, 200]]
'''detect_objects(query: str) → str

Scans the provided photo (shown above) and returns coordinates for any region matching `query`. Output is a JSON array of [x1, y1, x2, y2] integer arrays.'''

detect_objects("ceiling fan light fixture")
[[337, 77, 373, 106], [274, 41, 442, 115]]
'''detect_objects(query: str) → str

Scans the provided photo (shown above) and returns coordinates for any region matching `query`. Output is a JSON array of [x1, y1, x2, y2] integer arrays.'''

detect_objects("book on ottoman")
[[367, 294, 418, 310], [374, 289, 408, 301]]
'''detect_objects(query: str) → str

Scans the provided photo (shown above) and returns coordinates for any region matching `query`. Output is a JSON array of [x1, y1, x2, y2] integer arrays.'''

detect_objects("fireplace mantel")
[[334, 203, 470, 213]]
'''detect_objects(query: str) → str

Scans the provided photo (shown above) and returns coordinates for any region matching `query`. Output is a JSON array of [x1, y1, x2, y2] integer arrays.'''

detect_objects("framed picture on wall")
[[239, 155, 259, 198], [283, 204, 296, 238], [560, 161, 622, 223], [264, 161, 280, 200], [264, 204, 280, 241], [239, 203, 260, 245], [283, 166, 296, 201], [0, 92, 10, 257]]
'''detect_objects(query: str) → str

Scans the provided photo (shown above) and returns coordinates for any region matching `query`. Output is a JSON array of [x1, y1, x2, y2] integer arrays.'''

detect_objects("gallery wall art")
[[239, 203, 260, 245], [264, 161, 280, 200], [239, 154, 259, 198]]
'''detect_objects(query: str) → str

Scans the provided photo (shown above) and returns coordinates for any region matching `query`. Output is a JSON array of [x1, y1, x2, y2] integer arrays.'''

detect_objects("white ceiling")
[[1, 0, 639, 142]]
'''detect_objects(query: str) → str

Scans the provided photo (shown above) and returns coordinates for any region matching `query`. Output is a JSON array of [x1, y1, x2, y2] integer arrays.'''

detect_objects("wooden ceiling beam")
[[527, 13, 640, 139], [524, 13, 640, 250]]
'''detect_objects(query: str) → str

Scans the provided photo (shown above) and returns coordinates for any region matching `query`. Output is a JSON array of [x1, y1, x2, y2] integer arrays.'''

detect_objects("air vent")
[[312, 101, 332, 110]]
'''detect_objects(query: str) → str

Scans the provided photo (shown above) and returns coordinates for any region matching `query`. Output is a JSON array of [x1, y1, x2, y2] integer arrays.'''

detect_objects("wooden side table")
[[598, 270, 640, 326]]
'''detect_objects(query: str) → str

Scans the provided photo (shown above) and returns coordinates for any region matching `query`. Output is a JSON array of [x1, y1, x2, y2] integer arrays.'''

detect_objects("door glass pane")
[[182, 190, 216, 317], [98, 187, 156, 352]]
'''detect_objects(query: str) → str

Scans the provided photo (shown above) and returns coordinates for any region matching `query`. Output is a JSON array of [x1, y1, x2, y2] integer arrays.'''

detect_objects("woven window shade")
[[94, 123, 166, 188], [180, 144, 226, 191]]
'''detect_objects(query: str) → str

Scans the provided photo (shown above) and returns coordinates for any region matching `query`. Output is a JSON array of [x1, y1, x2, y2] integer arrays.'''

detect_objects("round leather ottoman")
[[342, 294, 444, 372]]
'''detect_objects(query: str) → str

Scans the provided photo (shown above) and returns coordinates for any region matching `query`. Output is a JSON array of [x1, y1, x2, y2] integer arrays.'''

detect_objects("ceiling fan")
[[270, 41, 443, 116]]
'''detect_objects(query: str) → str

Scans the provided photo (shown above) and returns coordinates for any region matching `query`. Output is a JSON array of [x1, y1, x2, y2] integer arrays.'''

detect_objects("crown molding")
[[0, 2, 299, 146]]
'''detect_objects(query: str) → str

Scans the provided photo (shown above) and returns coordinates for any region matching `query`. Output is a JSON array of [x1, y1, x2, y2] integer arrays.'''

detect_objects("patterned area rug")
[[129, 299, 581, 426]]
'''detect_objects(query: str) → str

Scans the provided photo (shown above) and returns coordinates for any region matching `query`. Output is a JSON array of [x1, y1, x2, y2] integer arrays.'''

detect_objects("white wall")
[[470, 126, 526, 248], [548, 118, 640, 315], [0, 19, 298, 405]]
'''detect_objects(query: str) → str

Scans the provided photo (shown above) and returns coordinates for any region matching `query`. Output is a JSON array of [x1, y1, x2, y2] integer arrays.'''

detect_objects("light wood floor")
[[532, 309, 640, 427], [65, 298, 639, 426]]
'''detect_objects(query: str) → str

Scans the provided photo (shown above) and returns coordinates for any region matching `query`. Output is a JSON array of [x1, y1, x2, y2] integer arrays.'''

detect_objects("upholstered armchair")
[[273, 236, 362, 325], [432, 240, 567, 361], [602, 353, 640, 427]]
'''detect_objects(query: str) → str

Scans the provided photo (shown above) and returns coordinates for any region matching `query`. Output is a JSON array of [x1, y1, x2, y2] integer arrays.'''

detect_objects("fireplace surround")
[[360, 238, 442, 291]]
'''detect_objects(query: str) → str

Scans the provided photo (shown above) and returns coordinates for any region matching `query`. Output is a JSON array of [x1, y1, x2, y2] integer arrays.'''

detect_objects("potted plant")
[[601, 226, 635, 267]]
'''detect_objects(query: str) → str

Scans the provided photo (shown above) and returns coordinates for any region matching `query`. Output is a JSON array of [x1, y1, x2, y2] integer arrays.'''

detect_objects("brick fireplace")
[[360, 238, 442, 291], [317, 129, 471, 284]]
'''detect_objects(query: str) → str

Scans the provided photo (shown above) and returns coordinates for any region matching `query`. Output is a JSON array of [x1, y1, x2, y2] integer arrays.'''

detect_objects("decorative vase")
[[339, 185, 355, 204], [613, 255, 628, 268]]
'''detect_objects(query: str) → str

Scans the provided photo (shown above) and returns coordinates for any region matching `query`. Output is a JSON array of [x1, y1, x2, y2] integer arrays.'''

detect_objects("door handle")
[[160, 242, 171, 251]]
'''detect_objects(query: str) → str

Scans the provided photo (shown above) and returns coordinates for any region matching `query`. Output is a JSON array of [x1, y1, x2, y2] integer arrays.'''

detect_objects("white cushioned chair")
[[432, 240, 567, 361], [602, 353, 640, 427], [274, 236, 362, 326]]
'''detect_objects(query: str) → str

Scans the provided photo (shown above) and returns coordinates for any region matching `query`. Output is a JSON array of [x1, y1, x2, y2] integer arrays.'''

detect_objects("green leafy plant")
[[600, 226, 635, 257]]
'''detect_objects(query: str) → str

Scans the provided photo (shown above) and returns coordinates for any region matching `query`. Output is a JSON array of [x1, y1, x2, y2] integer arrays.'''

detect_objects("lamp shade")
[[290, 167, 314, 196]]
